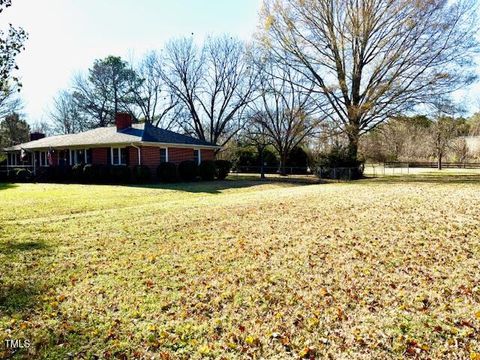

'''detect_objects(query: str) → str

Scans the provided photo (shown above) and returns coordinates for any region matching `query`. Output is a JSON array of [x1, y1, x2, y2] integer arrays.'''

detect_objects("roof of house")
[[3, 123, 218, 151]]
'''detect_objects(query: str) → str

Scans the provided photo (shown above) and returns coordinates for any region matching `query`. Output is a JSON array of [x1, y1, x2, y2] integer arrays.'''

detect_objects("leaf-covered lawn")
[[1, 173, 480, 359]]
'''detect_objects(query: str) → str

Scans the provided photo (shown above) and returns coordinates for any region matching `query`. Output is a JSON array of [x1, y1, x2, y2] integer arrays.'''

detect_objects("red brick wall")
[[128, 147, 139, 167], [201, 149, 215, 161], [141, 146, 161, 171], [168, 147, 194, 164], [92, 148, 109, 165]]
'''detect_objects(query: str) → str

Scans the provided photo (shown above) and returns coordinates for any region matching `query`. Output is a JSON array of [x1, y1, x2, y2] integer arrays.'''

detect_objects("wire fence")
[[232, 166, 311, 175]]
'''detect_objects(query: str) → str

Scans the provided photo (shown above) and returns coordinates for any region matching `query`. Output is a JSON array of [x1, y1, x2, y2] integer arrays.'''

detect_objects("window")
[[193, 149, 201, 165], [111, 147, 127, 165], [39, 151, 48, 167], [160, 148, 168, 163], [75, 149, 85, 164], [7, 153, 16, 166], [69, 149, 91, 165]]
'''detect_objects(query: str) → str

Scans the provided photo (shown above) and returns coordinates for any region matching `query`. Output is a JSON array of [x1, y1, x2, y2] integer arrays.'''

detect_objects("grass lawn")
[[1, 172, 480, 359]]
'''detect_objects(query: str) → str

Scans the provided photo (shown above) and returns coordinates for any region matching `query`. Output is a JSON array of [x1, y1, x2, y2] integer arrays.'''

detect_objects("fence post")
[[333, 167, 337, 179], [348, 168, 352, 180]]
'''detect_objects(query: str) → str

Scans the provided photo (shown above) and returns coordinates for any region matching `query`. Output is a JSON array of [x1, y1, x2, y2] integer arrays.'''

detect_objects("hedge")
[[132, 165, 151, 183], [157, 162, 177, 183], [178, 161, 198, 181], [198, 160, 216, 181], [215, 160, 232, 180]]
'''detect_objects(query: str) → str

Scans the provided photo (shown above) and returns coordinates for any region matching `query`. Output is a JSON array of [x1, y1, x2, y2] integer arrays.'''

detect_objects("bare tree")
[[51, 90, 90, 134], [429, 116, 459, 170], [243, 113, 272, 179], [249, 57, 320, 175], [131, 51, 179, 128], [162, 36, 257, 146], [30, 120, 52, 136], [260, 0, 479, 160]]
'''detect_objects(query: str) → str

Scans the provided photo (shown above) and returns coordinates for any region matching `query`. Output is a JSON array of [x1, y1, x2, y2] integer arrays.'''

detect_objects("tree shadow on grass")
[[0, 183, 18, 191], [125, 175, 321, 194], [362, 173, 480, 185], [0, 241, 48, 255], [0, 240, 52, 357], [0, 283, 42, 314]]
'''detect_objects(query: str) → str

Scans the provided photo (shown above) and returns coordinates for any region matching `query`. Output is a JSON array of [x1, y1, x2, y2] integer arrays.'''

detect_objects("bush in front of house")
[[157, 162, 177, 182], [34, 167, 55, 183], [178, 160, 198, 181], [132, 165, 151, 183], [71, 163, 85, 182], [215, 160, 232, 180], [109, 165, 130, 183], [83, 164, 109, 184], [14, 168, 33, 182], [198, 160, 216, 181], [53, 166, 72, 183]]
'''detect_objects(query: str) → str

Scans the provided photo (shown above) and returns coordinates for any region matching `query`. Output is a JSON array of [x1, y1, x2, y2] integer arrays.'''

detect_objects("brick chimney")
[[30, 132, 46, 141], [115, 113, 133, 131]]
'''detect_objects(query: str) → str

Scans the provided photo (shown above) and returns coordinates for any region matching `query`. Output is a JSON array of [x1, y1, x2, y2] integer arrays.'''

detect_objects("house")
[[2, 113, 219, 175]]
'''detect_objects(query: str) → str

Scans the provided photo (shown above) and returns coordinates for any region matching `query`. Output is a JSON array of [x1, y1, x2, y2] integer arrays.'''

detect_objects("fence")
[[385, 161, 480, 169], [316, 167, 364, 180], [233, 165, 310, 175]]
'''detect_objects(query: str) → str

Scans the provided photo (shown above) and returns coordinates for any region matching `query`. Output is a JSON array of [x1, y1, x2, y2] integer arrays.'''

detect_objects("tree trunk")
[[259, 147, 266, 179], [278, 153, 287, 176], [437, 153, 443, 170], [346, 125, 360, 161]]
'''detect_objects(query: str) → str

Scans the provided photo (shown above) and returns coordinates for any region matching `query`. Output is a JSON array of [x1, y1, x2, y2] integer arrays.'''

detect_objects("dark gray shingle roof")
[[3, 123, 218, 151]]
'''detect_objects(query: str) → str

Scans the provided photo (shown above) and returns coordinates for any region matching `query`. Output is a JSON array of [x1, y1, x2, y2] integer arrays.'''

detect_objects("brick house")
[[2, 113, 219, 175]]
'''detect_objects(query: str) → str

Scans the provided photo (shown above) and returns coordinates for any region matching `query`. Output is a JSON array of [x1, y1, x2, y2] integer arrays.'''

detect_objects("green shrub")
[[34, 167, 55, 183], [157, 162, 177, 182], [14, 168, 33, 182], [109, 165, 130, 183], [83, 164, 108, 183], [215, 160, 232, 180], [198, 160, 216, 181], [132, 165, 151, 183], [52, 166, 72, 183], [178, 161, 198, 181], [315, 145, 364, 180], [71, 163, 85, 182]]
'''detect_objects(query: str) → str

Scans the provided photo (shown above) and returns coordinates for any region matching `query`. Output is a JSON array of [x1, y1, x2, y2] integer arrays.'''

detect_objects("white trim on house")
[[159, 147, 168, 163], [7, 141, 220, 152], [39, 151, 49, 167], [193, 148, 201, 165]]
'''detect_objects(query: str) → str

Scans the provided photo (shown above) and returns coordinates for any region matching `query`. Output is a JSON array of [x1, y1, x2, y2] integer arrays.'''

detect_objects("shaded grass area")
[[1, 173, 480, 359]]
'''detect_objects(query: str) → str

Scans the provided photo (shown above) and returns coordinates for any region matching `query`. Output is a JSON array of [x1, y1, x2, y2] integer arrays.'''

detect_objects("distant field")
[[1, 172, 480, 359]]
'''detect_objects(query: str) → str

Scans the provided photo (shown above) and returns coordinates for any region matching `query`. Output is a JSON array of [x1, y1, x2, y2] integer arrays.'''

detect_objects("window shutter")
[[107, 148, 111, 165]]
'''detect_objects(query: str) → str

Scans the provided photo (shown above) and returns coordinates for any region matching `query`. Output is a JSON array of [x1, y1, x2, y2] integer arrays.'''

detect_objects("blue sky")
[[2, 0, 262, 124], [2, 0, 479, 125]]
